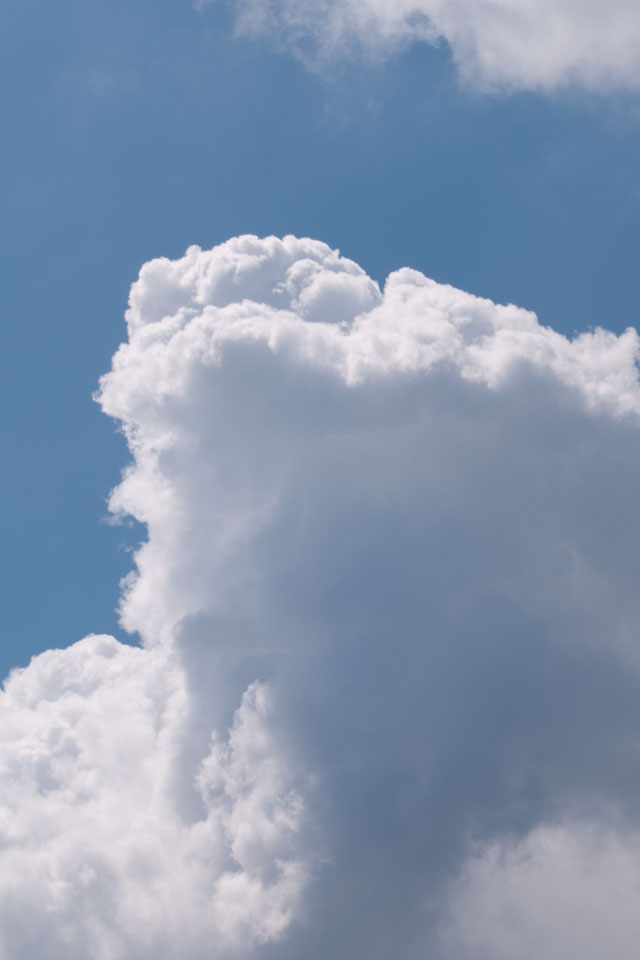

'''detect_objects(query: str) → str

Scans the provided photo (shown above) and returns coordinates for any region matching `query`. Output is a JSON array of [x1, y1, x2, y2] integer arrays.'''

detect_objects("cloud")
[[202, 0, 640, 92], [0, 635, 311, 959], [440, 821, 640, 960], [4, 234, 640, 957]]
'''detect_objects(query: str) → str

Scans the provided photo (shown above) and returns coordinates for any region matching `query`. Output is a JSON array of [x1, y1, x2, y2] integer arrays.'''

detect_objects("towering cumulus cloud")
[[3, 234, 640, 958], [204, 0, 640, 92]]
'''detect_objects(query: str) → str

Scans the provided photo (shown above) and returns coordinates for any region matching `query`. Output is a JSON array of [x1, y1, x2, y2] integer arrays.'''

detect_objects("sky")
[[2, 1, 640, 957], [3, 0, 640, 675]]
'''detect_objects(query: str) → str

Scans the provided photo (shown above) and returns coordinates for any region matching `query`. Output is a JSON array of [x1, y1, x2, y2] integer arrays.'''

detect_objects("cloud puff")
[[203, 0, 640, 92], [0, 635, 311, 959], [440, 821, 640, 960], [4, 234, 640, 957]]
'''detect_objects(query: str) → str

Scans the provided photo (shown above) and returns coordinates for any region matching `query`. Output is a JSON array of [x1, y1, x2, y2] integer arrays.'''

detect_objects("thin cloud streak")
[[202, 0, 640, 92]]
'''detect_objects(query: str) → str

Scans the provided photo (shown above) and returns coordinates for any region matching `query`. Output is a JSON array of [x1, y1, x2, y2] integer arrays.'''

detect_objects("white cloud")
[[203, 0, 640, 92], [440, 821, 640, 960], [0, 635, 311, 959], [4, 234, 640, 956]]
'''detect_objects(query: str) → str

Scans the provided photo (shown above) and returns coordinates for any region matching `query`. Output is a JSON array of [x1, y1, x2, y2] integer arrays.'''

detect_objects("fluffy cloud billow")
[[0, 636, 310, 959], [203, 0, 640, 92], [3, 234, 640, 957]]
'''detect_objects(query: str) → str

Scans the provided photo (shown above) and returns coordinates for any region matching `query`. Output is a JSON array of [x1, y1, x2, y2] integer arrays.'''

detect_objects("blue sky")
[[3, 0, 640, 678], [4, 3, 640, 956]]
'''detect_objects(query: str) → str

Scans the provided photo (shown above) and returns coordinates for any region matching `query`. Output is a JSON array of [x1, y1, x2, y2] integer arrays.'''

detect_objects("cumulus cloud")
[[202, 0, 640, 92], [4, 234, 640, 957], [0, 636, 311, 959]]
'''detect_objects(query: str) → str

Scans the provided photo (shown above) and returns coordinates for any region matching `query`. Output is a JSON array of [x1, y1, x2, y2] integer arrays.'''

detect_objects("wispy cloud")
[[201, 0, 640, 92]]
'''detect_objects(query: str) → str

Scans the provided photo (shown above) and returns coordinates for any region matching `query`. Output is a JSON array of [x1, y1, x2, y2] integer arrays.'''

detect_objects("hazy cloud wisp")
[[202, 0, 640, 92]]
